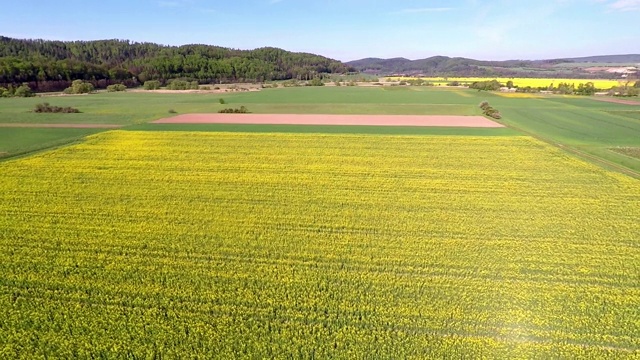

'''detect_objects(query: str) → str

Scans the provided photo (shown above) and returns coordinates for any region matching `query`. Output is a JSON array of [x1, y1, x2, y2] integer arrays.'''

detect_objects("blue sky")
[[1, 0, 639, 61]]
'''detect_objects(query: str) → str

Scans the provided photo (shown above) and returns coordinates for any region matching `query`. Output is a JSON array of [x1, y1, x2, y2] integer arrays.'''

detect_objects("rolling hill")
[[346, 55, 640, 78]]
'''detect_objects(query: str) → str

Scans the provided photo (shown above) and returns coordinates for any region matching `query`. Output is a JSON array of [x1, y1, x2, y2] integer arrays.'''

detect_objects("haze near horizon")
[[2, 0, 639, 62]]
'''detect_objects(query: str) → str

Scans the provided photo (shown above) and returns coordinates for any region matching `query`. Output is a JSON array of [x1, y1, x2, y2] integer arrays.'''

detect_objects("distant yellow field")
[[387, 77, 627, 89]]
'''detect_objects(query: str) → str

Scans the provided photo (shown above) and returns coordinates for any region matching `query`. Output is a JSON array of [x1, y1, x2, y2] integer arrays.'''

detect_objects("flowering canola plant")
[[0, 131, 638, 358]]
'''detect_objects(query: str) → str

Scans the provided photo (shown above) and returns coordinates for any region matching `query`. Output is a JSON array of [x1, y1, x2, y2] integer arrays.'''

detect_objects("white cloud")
[[601, 0, 640, 11]]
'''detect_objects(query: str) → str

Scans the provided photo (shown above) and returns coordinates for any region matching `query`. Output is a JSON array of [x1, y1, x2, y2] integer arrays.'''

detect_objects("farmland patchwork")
[[0, 131, 638, 358]]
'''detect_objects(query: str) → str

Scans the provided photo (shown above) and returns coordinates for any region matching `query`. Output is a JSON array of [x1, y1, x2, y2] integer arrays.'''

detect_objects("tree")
[[575, 82, 596, 96], [469, 79, 501, 91], [555, 82, 574, 95], [0, 36, 349, 92], [506, 80, 514, 89]]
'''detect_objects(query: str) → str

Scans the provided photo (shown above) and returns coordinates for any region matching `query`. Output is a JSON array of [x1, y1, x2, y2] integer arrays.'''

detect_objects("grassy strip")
[[608, 147, 640, 160], [0, 127, 104, 160], [126, 123, 521, 136], [489, 117, 640, 178]]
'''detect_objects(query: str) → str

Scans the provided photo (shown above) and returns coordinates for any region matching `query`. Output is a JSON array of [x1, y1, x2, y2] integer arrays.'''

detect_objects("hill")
[[0, 36, 352, 92], [347, 55, 640, 78], [556, 54, 640, 63]]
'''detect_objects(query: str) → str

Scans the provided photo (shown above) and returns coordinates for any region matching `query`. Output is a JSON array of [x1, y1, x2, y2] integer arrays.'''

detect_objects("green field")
[[1, 131, 638, 358], [0, 127, 104, 158], [0, 87, 480, 125], [2, 87, 639, 173], [479, 94, 640, 174]]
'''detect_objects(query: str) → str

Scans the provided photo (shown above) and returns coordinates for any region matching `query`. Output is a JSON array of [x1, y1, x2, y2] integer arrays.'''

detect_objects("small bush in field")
[[107, 84, 127, 92], [33, 103, 81, 113], [218, 106, 249, 113]]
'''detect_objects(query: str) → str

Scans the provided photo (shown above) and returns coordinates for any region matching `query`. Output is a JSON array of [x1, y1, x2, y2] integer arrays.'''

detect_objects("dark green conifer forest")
[[0, 36, 352, 91]]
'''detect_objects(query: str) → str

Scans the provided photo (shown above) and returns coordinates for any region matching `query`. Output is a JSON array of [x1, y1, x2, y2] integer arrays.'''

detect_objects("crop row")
[[0, 131, 638, 358]]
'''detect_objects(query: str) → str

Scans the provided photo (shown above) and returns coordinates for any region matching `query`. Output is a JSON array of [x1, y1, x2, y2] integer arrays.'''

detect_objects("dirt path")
[[0, 123, 123, 128], [153, 114, 504, 127], [589, 97, 640, 105]]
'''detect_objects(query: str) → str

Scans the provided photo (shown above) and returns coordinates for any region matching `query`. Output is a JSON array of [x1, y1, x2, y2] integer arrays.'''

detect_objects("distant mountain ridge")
[[346, 54, 640, 78], [555, 54, 640, 63]]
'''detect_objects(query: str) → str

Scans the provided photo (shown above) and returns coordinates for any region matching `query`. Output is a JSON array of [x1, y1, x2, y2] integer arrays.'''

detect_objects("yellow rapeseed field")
[[387, 77, 626, 89], [0, 131, 638, 358]]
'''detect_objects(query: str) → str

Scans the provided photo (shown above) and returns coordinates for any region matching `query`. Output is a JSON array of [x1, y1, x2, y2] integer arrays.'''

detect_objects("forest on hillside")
[[347, 55, 640, 79], [0, 37, 352, 92]]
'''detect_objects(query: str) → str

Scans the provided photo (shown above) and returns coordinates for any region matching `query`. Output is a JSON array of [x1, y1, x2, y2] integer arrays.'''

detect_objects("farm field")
[[1, 131, 638, 358], [483, 94, 640, 174], [0, 87, 486, 159], [153, 114, 505, 127], [0, 127, 104, 159], [386, 77, 627, 89], [2, 86, 639, 174]]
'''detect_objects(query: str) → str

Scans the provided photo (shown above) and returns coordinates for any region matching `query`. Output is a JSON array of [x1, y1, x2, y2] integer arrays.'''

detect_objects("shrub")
[[479, 101, 501, 119], [143, 80, 161, 90], [219, 98, 226, 104], [484, 107, 502, 119], [201, 86, 211, 90], [168, 109, 177, 114], [166, 80, 188, 90], [1, 85, 16, 97], [13, 84, 34, 97], [218, 106, 249, 114], [106, 84, 127, 92], [307, 77, 324, 86], [283, 80, 301, 87], [33, 102, 81, 113], [516, 86, 539, 93], [469, 80, 502, 91], [64, 80, 94, 94]]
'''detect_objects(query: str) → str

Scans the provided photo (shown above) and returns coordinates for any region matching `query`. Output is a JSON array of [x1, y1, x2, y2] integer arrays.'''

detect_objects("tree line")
[[0, 37, 353, 92], [468, 79, 639, 96]]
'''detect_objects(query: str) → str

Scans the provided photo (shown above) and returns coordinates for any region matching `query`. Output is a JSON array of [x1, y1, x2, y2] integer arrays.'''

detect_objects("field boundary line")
[[153, 114, 504, 128], [0, 123, 123, 128]]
